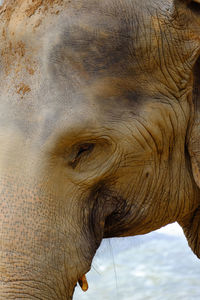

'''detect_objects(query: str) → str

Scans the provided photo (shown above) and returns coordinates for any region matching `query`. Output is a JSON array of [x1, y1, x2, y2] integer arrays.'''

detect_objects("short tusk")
[[78, 274, 88, 292]]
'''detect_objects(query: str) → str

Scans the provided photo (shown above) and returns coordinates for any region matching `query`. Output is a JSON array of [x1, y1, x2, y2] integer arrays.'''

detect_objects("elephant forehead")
[[44, 0, 191, 83], [0, 0, 195, 116], [1, 0, 190, 80], [47, 7, 152, 75]]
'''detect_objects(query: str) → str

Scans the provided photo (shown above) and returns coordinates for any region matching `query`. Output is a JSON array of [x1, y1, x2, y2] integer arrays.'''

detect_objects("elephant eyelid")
[[76, 143, 94, 158], [69, 143, 95, 168]]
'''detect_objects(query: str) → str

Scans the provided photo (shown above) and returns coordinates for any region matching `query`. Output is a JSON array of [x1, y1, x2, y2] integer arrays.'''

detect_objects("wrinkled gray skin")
[[0, 0, 200, 299]]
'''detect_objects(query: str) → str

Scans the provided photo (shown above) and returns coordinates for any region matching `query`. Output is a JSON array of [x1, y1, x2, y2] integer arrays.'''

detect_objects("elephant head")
[[0, 0, 199, 298]]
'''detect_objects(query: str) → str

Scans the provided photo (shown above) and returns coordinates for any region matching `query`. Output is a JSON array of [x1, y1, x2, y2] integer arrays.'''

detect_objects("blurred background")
[[1, 1, 199, 299], [74, 223, 200, 300]]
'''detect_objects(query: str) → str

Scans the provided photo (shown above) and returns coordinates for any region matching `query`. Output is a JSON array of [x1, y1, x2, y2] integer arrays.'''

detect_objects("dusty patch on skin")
[[0, 2, 40, 94], [25, 0, 64, 17], [0, 0, 65, 21], [33, 18, 42, 30], [0, 32, 35, 99], [0, 0, 70, 79], [1, 39, 36, 76], [0, 1, 13, 23], [25, 0, 43, 17], [17, 83, 31, 97]]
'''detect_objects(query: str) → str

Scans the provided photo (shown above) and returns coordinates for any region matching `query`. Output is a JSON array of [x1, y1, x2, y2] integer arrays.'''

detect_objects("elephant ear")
[[175, 0, 200, 259], [188, 58, 200, 189], [189, 127, 200, 189], [178, 59, 200, 259], [181, 0, 200, 188], [188, 124, 200, 189]]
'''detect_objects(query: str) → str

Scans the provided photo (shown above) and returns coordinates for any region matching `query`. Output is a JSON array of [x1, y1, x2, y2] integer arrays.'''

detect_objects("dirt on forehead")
[[0, 0, 65, 23], [0, 0, 68, 97]]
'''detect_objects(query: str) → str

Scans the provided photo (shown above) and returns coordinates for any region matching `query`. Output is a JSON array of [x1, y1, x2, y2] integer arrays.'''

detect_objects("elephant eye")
[[76, 143, 94, 158], [69, 143, 95, 168]]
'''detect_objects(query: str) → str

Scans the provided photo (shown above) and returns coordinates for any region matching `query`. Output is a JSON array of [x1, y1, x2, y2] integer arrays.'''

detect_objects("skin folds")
[[0, 0, 199, 298]]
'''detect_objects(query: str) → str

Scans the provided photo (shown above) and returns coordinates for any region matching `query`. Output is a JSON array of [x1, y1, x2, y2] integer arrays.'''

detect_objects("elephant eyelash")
[[69, 143, 95, 168]]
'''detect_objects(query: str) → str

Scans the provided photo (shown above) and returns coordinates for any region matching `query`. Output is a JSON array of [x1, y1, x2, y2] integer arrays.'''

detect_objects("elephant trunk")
[[0, 174, 79, 300]]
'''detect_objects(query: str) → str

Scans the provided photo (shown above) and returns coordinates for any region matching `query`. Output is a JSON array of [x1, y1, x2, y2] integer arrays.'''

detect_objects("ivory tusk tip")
[[78, 274, 88, 292]]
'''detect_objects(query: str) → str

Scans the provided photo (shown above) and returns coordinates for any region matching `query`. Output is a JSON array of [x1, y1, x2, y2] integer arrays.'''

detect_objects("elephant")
[[0, 0, 199, 298]]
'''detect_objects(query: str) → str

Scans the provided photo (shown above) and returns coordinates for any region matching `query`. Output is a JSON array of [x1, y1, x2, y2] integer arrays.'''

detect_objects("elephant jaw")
[[78, 274, 88, 292]]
